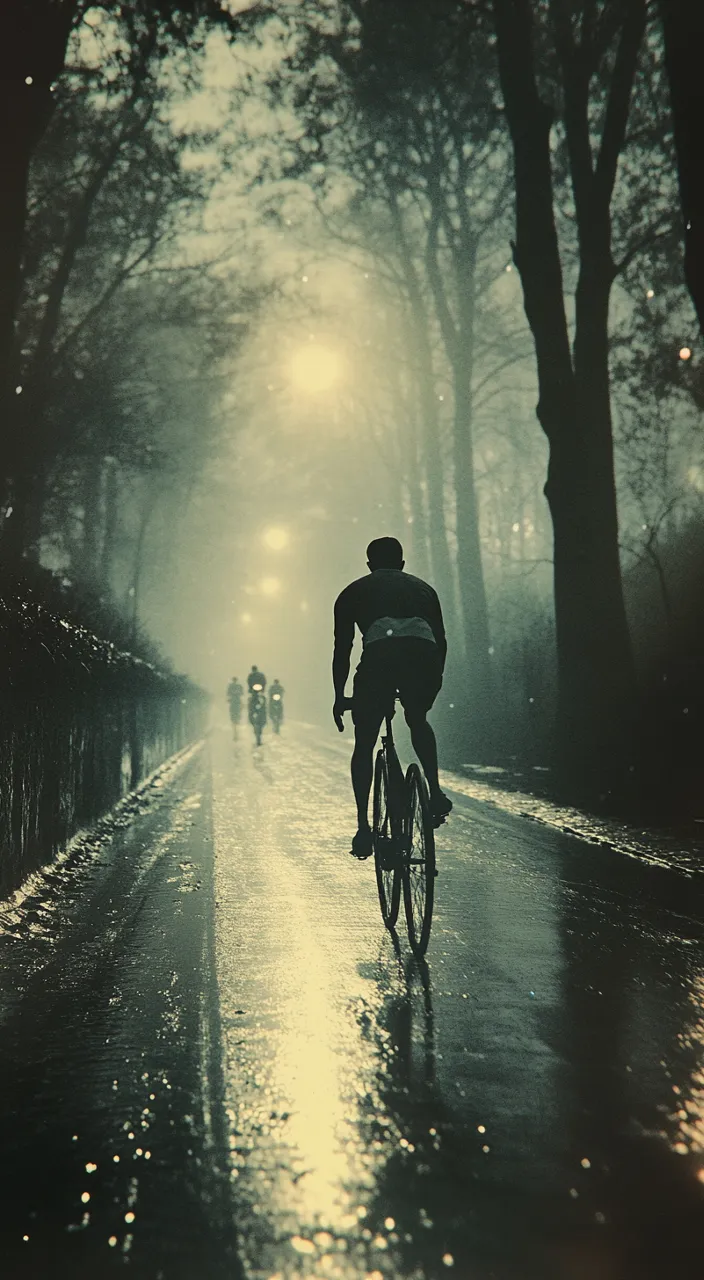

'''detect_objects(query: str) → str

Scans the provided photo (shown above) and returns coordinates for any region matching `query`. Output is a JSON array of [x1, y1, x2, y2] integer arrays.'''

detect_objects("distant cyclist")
[[333, 536, 452, 859], [247, 664, 267, 693], [269, 678, 284, 732], [247, 666, 267, 745], [227, 675, 243, 725]]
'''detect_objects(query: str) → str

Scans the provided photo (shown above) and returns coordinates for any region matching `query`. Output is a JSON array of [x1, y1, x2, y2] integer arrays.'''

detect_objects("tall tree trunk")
[[99, 457, 120, 589], [3, 463, 45, 565], [493, 0, 642, 797], [424, 209, 494, 748], [0, 3, 77, 499], [405, 412, 432, 579], [392, 208, 456, 620], [659, 0, 704, 337], [406, 304, 456, 620], [451, 358, 494, 745], [73, 455, 104, 589]]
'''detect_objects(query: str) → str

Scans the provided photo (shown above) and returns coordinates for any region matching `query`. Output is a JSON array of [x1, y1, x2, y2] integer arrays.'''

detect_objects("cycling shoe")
[[431, 791, 453, 827]]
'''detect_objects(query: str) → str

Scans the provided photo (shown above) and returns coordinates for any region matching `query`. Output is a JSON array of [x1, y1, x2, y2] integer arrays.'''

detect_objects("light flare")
[[289, 344, 343, 395]]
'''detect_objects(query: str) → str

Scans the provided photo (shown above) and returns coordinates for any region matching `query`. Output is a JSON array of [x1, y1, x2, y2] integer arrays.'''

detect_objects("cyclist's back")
[[334, 567, 446, 656]]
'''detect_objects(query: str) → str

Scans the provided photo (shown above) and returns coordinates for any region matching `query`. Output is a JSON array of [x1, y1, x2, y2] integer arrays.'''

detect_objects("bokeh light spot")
[[263, 527, 289, 551]]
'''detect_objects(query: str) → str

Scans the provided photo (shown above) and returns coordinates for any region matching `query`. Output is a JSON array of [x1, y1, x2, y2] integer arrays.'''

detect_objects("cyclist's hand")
[[333, 698, 347, 733]]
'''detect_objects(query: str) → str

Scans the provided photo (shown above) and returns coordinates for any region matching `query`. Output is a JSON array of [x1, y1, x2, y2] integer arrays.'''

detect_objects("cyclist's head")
[[251, 664, 257, 671], [367, 536, 404, 571]]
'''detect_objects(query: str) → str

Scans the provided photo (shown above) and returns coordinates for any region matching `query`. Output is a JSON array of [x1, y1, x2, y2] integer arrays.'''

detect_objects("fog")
[[9, 1, 703, 800]]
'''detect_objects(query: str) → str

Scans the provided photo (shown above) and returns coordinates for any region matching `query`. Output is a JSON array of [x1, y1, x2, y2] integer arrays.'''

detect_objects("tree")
[[492, 0, 650, 796], [0, 0, 250, 521], [659, 0, 704, 337]]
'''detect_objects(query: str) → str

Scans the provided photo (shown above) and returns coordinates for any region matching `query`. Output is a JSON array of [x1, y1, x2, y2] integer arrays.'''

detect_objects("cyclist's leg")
[[351, 712, 384, 830], [398, 641, 452, 818], [403, 706, 440, 795], [351, 647, 390, 842]]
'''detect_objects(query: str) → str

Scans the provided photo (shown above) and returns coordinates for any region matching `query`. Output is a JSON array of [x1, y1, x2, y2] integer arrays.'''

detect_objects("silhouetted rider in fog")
[[227, 675, 243, 723], [269, 678, 284, 711], [247, 664, 266, 693], [333, 537, 452, 859]]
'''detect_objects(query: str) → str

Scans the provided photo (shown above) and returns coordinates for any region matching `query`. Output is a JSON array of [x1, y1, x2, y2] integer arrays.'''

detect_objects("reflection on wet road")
[[214, 725, 704, 1279], [0, 725, 703, 1278]]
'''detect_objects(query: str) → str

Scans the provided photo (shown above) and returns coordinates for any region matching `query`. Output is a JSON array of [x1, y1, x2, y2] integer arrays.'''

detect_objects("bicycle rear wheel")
[[402, 763, 436, 957], [373, 749, 400, 928]]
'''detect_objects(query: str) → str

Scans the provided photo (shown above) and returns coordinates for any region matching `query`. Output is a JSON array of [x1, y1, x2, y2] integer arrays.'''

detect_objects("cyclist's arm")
[[332, 592, 355, 703], [429, 590, 447, 670]]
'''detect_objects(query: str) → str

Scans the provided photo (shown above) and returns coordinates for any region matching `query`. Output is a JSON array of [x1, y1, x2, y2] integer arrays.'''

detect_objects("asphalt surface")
[[0, 723, 703, 1279]]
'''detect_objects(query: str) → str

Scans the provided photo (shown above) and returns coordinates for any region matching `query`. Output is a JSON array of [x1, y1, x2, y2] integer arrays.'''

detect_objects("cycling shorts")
[[352, 637, 442, 729]]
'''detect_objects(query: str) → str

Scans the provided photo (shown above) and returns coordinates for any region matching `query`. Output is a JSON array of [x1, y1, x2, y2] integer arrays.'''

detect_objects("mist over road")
[[0, 726, 702, 1279]]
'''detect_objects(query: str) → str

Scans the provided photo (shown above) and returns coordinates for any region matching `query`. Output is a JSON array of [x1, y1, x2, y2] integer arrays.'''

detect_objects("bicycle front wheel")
[[403, 763, 436, 957], [373, 749, 400, 928]]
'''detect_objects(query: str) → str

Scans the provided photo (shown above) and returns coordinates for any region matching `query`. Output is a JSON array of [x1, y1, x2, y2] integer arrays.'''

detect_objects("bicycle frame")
[[381, 704, 407, 845]]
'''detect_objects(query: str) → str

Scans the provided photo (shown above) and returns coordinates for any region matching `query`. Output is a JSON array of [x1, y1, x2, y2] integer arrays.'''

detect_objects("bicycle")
[[248, 687, 267, 746], [370, 700, 437, 957]]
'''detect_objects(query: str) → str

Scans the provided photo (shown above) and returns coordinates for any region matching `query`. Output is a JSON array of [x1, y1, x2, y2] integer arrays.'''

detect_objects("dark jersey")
[[334, 569, 447, 667]]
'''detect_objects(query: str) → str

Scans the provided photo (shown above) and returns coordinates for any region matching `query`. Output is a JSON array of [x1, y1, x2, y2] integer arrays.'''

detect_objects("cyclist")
[[269, 678, 284, 728], [227, 675, 243, 725], [333, 536, 452, 859], [247, 664, 267, 694]]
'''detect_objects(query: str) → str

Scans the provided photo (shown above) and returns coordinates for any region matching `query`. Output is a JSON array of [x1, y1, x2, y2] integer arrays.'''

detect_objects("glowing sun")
[[289, 344, 343, 394]]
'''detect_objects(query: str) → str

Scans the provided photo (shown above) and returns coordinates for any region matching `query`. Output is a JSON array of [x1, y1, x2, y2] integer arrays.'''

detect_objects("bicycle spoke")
[[373, 748, 400, 928], [403, 765, 435, 957]]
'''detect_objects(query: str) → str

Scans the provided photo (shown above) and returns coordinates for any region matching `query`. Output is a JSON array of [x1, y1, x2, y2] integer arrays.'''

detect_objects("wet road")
[[0, 726, 703, 1279]]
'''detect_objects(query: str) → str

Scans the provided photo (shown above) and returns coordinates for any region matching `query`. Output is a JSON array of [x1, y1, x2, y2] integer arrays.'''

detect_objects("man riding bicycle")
[[227, 675, 244, 724], [269, 678, 284, 725], [333, 536, 452, 859], [248, 664, 266, 693]]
